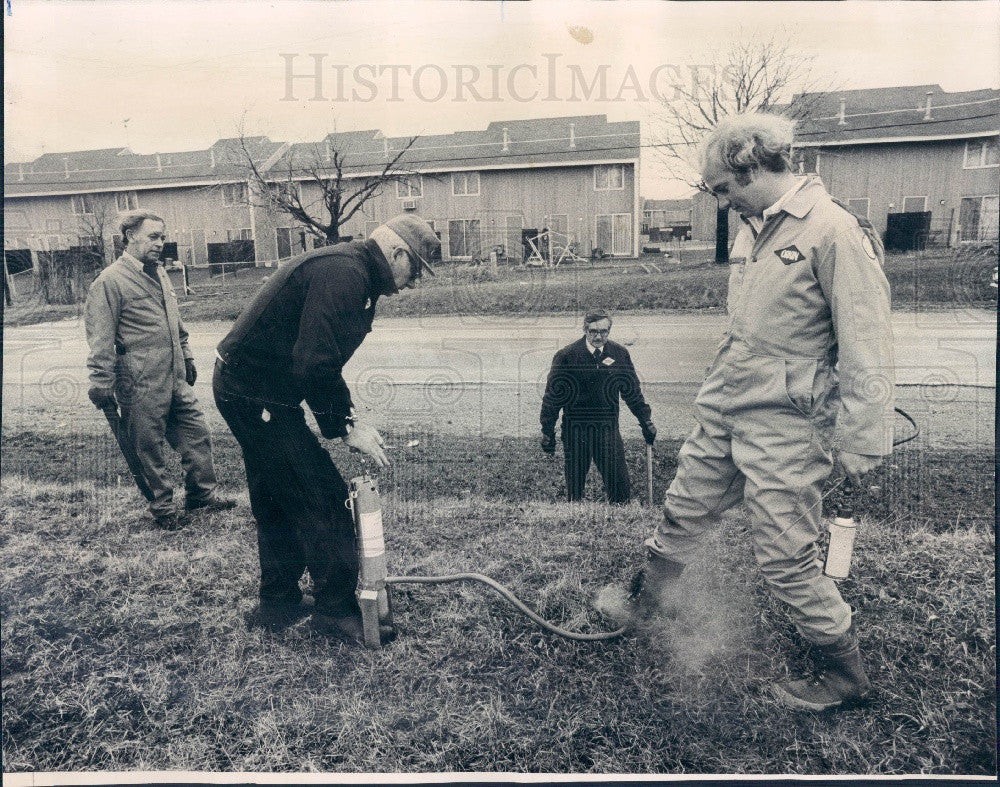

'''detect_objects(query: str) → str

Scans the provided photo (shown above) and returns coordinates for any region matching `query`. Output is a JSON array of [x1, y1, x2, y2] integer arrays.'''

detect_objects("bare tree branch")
[[230, 125, 424, 247]]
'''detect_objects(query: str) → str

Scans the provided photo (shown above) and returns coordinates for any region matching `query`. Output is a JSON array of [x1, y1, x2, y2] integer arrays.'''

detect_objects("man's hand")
[[343, 420, 390, 468], [641, 420, 657, 445], [185, 358, 197, 386], [540, 432, 556, 456], [834, 450, 883, 485], [88, 386, 117, 410]]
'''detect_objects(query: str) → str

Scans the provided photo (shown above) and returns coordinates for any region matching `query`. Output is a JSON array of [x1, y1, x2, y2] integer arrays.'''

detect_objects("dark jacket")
[[217, 239, 397, 439], [540, 337, 652, 435]]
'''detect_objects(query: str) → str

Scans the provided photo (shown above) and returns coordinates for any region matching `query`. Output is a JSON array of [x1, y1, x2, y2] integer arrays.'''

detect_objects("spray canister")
[[824, 484, 857, 581], [347, 474, 395, 648]]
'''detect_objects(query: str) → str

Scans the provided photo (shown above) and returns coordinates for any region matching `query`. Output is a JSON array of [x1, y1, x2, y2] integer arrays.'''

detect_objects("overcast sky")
[[5, 0, 999, 196]]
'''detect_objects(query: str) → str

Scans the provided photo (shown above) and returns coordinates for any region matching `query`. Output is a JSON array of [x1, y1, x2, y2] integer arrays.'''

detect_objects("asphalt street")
[[3, 310, 995, 447]]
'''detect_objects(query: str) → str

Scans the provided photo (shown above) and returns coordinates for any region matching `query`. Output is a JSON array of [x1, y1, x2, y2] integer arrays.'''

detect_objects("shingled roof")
[[791, 85, 999, 146], [5, 115, 640, 198], [268, 115, 638, 176], [4, 137, 286, 197]]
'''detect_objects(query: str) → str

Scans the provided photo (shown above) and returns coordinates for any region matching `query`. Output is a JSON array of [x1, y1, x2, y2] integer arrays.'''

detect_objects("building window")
[[595, 213, 633, 256], [222, 182, 248, 206], [902, 196, 927, 213], [448, 219, 481, 258], [847, 198, 870, 219], [452, 172, 480, 196], [71, 194, 95, 215], [963, 138, 1000, 169], [116, 191, 138, 212], [959, 195, 999, 242], [266, 182, 299, 203], [594, 164, 625, 191], [276, 227, 303, 259], [397, 176, 423, 199], [797, 149, 820, 174], [227, 228, 252, 242]]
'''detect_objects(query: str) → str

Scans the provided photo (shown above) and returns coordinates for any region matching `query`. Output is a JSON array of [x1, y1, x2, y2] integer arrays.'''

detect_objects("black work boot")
[[628, 550, 685, 622], [245, 596, 313, 633], [772, 622, 872, 711], [597, 549, 685, 628]]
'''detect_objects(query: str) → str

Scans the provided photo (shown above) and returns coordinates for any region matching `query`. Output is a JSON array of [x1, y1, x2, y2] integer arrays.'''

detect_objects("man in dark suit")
[[540, 310, 656, 503]]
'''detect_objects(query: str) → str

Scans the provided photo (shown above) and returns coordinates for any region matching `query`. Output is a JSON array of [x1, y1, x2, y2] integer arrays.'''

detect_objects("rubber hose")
[[385, 573, 626, 641]]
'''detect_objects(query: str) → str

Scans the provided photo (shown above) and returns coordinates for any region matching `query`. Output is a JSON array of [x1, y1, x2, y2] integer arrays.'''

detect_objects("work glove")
[[185, 358, 197, 386], [88, 386, 117, 410], [540, 432, 556, 455], [641, 420, 657, 444]]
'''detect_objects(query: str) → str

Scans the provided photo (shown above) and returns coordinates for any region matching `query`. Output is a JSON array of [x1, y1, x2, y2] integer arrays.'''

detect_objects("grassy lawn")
[[1, 428, 994, 775], [4, 248, 996, 327]]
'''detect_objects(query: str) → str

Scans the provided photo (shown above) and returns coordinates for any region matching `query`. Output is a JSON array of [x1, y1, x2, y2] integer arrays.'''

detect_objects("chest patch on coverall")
[[774, 245, 806, 264]]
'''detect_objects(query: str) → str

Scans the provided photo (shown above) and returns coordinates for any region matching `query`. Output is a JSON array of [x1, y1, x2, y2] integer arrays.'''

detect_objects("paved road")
[[3, 310, 995, 446]]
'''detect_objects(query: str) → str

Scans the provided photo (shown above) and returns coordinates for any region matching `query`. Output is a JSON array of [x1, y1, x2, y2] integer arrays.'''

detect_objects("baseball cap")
[[385, 214, 440, 277]]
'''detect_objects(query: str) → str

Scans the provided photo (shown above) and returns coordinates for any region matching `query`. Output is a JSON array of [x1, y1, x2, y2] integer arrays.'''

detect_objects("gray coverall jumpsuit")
[[85, 254, 220, 518], [647, 176, 895, 646]]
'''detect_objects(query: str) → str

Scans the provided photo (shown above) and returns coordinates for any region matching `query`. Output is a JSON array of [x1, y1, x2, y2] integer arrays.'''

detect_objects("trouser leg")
[[594, 423, 630, 503], [266, 412, 359, 617], [214, 383, 305, 604], [646, 407, 745, 565], [734, 410, 851, 645], [562, 423, 593, 502], [122, 399, 175, 517], [165, 383, 219, 505]]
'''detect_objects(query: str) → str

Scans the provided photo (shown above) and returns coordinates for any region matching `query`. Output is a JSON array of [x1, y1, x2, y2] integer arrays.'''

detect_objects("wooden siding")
[[3, 185, 256, 267], [817, 139, 1000, 241], [5, 162, 640, 265], [253, 163, 637, 261]]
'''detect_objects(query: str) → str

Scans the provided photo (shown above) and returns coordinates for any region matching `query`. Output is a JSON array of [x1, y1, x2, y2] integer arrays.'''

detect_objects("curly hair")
[[701, 113, 796, 185]]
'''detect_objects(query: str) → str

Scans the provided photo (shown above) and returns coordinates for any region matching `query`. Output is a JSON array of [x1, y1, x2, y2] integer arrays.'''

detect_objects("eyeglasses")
[[586, 328, 610, 336]]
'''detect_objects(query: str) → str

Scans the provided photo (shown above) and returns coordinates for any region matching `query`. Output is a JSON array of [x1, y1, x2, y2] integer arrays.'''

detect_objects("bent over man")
[[616, 113, 895, 711], [213, 215, 439, 644], [540, 310, 656, 503], [85, 210, 234, 530]]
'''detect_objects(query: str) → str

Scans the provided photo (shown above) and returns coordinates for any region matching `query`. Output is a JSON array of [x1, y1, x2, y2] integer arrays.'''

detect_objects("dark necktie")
[[593, 348, 602, 362], [142, 261, 160, 282]]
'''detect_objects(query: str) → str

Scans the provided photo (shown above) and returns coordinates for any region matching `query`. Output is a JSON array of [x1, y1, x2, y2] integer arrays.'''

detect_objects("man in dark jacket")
[[213, 214, 439, 644], [540, 310, 656, 503]]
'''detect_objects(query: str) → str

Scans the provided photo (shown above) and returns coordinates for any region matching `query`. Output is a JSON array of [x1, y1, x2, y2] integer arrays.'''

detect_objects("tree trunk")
[[715, 207, 730, 264]]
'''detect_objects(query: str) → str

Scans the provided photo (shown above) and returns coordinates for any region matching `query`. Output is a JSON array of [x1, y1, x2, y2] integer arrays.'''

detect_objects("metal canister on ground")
[[347, 474, 395, 647]]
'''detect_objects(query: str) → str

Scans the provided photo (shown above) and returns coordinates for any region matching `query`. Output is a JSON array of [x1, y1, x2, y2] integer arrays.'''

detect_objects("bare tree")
[[38, 193, 115, 304], [650, 32, 829, 262], [233, 132, 422, 246]]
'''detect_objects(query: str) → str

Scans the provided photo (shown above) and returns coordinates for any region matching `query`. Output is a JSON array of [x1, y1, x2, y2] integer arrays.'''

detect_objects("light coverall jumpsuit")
[[647, 176, 895, 646], [85, 254, 220, 518]]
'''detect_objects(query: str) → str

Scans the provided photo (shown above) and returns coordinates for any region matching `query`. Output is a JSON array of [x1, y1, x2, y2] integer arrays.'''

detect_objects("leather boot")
[[629, 549, 685, 621], [597, 549, 685, 628], [772, 622, 872, 711]]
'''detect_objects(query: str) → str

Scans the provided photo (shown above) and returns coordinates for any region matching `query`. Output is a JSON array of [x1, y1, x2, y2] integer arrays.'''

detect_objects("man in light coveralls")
[[617, 112, 895, 711]]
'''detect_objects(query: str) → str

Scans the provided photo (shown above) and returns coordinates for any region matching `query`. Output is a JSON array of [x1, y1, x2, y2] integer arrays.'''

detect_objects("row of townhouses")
[[4, 84, 998, 277], [4, 115, 640, 273], [690, 85, 999, 249]]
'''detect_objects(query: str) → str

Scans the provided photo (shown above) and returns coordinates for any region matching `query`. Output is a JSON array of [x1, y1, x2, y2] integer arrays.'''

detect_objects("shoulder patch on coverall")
[[861, 235, 878, 260]]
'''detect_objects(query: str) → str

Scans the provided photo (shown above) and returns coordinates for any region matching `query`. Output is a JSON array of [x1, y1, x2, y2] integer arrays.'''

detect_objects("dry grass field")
[[1, 424, 994, 776]]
